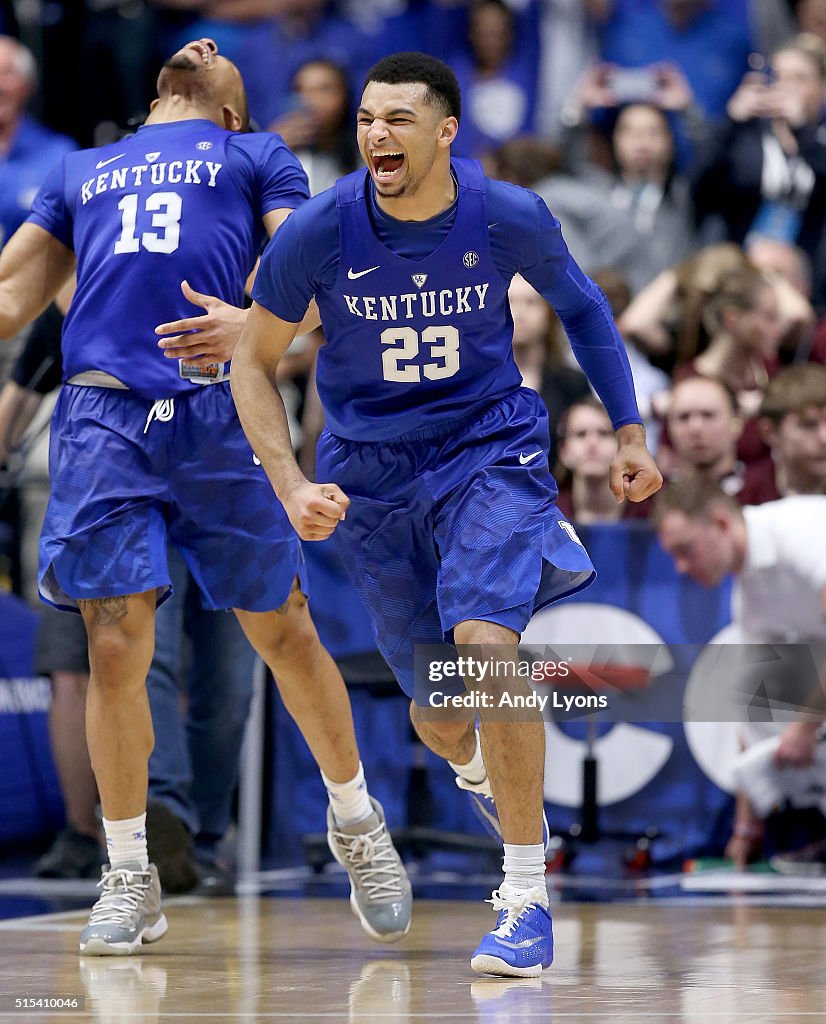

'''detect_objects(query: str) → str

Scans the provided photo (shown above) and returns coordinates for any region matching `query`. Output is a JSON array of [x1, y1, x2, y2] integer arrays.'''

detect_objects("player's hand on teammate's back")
[[155, 280, 247, 366], [284, 482, 350, 541], [609, 424, 663, 503]]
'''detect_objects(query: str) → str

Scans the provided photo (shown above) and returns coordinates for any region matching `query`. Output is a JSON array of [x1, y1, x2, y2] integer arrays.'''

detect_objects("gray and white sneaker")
[[327, 798, 412, 943], [79, 862, 168, 956]]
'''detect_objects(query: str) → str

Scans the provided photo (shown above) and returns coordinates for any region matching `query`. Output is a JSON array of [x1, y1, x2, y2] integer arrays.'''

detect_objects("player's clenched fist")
[[284, 482, 350, 541]]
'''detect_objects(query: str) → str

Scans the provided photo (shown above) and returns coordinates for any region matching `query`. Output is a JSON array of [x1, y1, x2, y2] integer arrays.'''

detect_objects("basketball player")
[[231, 52, 662, 977], [0, 39, 410, 955]]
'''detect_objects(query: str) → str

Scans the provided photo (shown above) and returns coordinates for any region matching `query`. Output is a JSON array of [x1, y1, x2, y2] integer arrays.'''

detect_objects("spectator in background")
[[554, 397, 641, 523], [541, 63, 698, 291], [0, 35, 75, 385], [451, 0, 539, 159], [745, 234, 816, 363], [797, 0, 826, 44], [0, 36, 75, 252], [595, 0, 796, 120], [656, 480, 826, 871], [268, 59, 358, 195], [692, 35, 826, 304], [673, 264, 782, 465], [508, 273, 590, 467], [534, 0, 600, 143], [740, 363, 826, 503], [665, 377, 745, 495], [619, 243, 808, 375]]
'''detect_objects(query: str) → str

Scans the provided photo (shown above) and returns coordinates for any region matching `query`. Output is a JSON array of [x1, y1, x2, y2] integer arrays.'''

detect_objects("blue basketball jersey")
[[29, 119, 309, 399], [315, 160, 523, 441]]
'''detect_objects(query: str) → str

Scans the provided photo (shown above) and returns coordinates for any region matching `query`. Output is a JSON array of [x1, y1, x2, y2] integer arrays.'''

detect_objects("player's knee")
[[410, 702, 474, 746], [254, 597, 320, 671], [453, 620, 518, 647], [87, 630, 143, 684]]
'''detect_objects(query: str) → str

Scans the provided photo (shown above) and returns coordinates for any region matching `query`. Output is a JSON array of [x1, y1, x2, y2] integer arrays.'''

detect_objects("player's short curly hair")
[[364, 52, 461, 122]]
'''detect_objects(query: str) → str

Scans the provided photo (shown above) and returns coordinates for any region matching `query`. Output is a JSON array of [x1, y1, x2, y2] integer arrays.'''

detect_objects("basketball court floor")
[[0, 869, 825, 1023]]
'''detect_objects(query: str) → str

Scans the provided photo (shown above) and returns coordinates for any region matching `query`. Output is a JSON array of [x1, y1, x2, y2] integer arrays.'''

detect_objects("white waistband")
[[67, 371, 129, 389]]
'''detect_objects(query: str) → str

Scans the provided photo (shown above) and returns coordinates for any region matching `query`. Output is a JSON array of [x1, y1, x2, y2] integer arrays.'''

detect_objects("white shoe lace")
[[333, 823, 405, 900], [88, 867, 151, 926], [487, 886, 548, 939], [143, 398, 175, 434]]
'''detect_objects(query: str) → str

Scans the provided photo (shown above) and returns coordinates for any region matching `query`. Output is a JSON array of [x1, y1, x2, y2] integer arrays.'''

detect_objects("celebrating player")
[[232, 52, 661, 977]]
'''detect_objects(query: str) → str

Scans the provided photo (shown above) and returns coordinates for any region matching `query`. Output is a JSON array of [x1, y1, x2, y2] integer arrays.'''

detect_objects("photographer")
[[692, 35, 826, 304]]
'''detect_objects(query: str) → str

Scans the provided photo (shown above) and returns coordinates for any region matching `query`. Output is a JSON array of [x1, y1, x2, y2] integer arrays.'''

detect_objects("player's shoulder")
[[483, 175, 547, 215], [284, 184, 339, 231], [480, 175, 556, 239], [226, 129, 295, 162], [265, 184, 339, 257]]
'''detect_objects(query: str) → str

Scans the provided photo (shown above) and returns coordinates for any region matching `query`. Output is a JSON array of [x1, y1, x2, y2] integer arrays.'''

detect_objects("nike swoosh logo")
[[252, 454, 261, 466], [347, 265, 380, 280], [494, 935, 544, 950], [95, 153, 126, 170], [519, 451, 543, 465]]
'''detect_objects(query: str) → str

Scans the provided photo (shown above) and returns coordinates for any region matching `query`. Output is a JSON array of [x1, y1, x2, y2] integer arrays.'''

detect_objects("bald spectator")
[[740, 364, 826, 504], [0, 36, 75, 252], [666, 376, 745, 495]]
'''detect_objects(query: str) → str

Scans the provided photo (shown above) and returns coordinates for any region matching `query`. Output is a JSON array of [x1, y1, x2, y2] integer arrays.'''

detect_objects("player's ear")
[[437, 116, 459, 148], [222, 105, 243, 132], [149, 98, 159, 112]]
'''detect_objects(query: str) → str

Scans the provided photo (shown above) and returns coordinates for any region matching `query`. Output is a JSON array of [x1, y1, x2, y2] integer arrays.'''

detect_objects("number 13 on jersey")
[[114, 192, 182, 255], [381, 325, 460, 383]]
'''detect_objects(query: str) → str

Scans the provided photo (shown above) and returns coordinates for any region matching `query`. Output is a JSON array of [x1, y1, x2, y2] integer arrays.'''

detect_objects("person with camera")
[[692, 35, 826, 304]]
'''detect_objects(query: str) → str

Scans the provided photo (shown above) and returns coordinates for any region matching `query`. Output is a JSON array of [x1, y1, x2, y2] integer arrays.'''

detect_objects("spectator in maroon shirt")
[[740, 363, 826, 503], [665, 377, 746, 496]]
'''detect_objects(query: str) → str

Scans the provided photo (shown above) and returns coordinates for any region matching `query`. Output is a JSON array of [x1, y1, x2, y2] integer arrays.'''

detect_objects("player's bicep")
[[0, 224, 76, 338], [262, 207, 295, 238]]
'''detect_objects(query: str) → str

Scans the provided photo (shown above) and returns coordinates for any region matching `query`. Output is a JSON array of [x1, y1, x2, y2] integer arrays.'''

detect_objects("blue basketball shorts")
[[316, 387, 596, 696], [39, 383, 305, 612]]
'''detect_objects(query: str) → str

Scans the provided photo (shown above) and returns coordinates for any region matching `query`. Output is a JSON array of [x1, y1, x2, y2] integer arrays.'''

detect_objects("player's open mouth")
[[371, 152, 405, 182], [186, 40, 215, 65]]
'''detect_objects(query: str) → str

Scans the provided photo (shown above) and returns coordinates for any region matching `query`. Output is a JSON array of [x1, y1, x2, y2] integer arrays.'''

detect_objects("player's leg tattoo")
[[78, 595, 130, 627], [274, 575, 304, 615]]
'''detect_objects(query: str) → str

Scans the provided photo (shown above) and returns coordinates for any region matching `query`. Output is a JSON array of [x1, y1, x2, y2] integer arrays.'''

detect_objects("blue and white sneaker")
[[456, 775, 550, 851], [470, 886, 554, 977]]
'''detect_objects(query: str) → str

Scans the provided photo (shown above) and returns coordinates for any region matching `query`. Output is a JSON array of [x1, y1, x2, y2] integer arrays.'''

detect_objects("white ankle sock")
[[102, 813, 149, 869], [501, 843, 547, 897], [449, 730, 487, 785], [322, 761, 373, 827]]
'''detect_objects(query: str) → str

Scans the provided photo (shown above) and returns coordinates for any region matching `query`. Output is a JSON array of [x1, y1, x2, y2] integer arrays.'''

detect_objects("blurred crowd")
[[0, 0, 825, 514]]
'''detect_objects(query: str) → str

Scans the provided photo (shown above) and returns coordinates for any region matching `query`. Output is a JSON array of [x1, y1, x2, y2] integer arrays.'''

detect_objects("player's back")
[[31, 119, 297, 398]]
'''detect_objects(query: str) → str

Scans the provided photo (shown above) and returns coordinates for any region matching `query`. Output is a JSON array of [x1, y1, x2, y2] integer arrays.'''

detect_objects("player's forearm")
[[231, 339, 307, 503]]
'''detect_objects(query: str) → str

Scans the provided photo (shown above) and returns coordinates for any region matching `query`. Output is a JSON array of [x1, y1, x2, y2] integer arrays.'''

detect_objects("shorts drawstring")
[[144, 398, 175, 434]]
